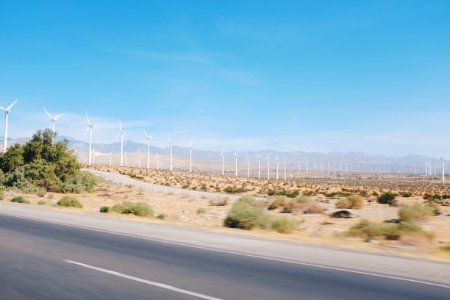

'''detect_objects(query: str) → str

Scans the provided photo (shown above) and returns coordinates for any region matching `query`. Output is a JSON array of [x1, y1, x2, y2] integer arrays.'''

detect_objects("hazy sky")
[[1, 0, 449, 157]]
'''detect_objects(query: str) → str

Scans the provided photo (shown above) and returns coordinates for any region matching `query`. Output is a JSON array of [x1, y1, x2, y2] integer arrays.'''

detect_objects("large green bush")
[[336, 195, 364, 209], [57, 196, 83, 208], [224, 197, 269, 230], [377, 192, 398, 206], [224, 196, 297, 233], [111, 202, 154, 217], [0, 129, 96, 193]]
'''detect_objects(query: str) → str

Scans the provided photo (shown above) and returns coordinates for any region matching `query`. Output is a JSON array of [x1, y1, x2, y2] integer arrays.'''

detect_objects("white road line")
[[65, 260, 223, 300], [2, 212, 450, 290]]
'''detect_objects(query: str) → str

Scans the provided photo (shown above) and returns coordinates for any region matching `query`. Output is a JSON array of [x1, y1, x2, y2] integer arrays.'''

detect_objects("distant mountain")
[[5, 135, 442, 175]]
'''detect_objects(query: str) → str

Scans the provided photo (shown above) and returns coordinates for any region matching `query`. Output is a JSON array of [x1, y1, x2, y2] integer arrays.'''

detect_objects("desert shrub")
[[378, 192, 398, 206], [303, 202, 325, 214], [209, 197, 228, 206], [196, 207, 206, 214], [156, 213, 166, 220], [271, 216, 297, 234], [57, 196, 83, 208], [398, 204, 434, 222], [37, 199, 47, 205], [347, 219, 424, 242], [11, 196, 30, 204], [36, 189, 46, 197], [99, 206, 110, 213], [111, 202, 153, 217], [336, 195, 363, 209], [268, 196, 287, 210], [400, 192, 412, 197], [296, 195, 310, 204], [224, 197, 270, 230], [0, 190, 4, 200]]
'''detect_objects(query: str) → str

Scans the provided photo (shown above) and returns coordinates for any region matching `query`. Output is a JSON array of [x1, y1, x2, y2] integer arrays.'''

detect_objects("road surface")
[[0, 212, 448, 299]]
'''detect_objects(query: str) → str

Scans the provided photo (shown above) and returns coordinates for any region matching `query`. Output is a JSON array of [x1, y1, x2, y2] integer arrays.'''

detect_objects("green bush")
[[224, 197, 270, 230], [99, 206, 110, 213], [271, 216, 297, 233], [398, 204, 434, 222], [378, 192, 398, 206], [57, 196, 83, 208], [196, 207, 206, 214], [0, 129, 96, 193], [11, 196, 30, 204], [347, 219, 424, 242], [156, 213, 166, 220], [336, 195, 363, 209], [111, 202, 154, 217]]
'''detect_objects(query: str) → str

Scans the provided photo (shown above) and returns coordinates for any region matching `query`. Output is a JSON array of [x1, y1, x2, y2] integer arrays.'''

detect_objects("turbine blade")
[[6, 99, 18, 111], [43, 108, 52, 119], [84, 126, 89, 136], [0, 106, 5, 111], [54, 114, 63, 120], [144, 129, 148, 138], [85, 113, 92, 126]]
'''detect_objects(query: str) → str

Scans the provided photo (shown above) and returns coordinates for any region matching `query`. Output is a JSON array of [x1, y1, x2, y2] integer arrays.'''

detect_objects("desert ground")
[[3, 164, 450, 262]]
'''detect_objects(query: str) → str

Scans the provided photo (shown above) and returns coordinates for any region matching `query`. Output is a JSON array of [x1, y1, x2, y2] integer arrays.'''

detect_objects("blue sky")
[[1, 0, 449, 157]]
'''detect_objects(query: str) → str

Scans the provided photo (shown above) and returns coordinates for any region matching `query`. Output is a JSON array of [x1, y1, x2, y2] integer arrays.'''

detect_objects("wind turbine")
[[275, 157, 279, 180], [108, 151, 112, 166], [188, 141, 193, 173], [168, 136, 173, 171], [85, 113, 94, 165], [233, 151, 238, 177], [43, 108, 62, 132], [0, 99, 18, 153], [116, 120, 125, 166], [441, 158, 446, 184], [246, 153, 250, 178], [283, 157, 287, 180], [266, 154, 271, 180], [220, 148, 225, 175], [144, 130, 153, 169], [256, 154, 261, 179]]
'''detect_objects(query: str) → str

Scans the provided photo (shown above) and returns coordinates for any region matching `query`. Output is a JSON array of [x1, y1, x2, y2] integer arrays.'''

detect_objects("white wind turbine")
[[220, 148, 225, 175], [275, 157, 279, 180], [0, 99, 18, 152], [168, 136, 173, 171], [188, 141, 193, 173], [266, 154, 270, 180], [283, 157, 287, 180], [43, 108, 62, 132], [441, 158, 446, 184], [233, 151, 238, 177], [144, 130, 153, 169], [108, 151, 112, 166], [85, 113, 94, 165], [256, 154, 261, 179], [116, 120, 125, 166]]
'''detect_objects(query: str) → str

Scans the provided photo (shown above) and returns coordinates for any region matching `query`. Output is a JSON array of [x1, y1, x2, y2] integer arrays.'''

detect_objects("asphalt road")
[[0, 214, 448, 300]]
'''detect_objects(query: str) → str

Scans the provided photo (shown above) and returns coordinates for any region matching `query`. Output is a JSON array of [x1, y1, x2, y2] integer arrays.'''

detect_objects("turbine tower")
[[85, 113, 94, 165], [188, 141, 193, 173], [168, 136, 173, 172], [283, 157, 287, 180], [220, 148, 225, 175], [108, 151, 112, 166], [43, 108, 62, 132], [256, 154, 261, 179], [246, 152, 250, 178], [275, 157, 279, 180], [233, 151, 238, 177], [441, 158, 445, 184], [0, 99, 18, 153], [116, 120, 125, 166], [144, 130, 153, 169], [266, 154, 270, 180]]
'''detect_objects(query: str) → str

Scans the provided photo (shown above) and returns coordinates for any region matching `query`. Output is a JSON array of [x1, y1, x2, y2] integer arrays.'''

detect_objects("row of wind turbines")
[[0, 100, 447, 183]]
